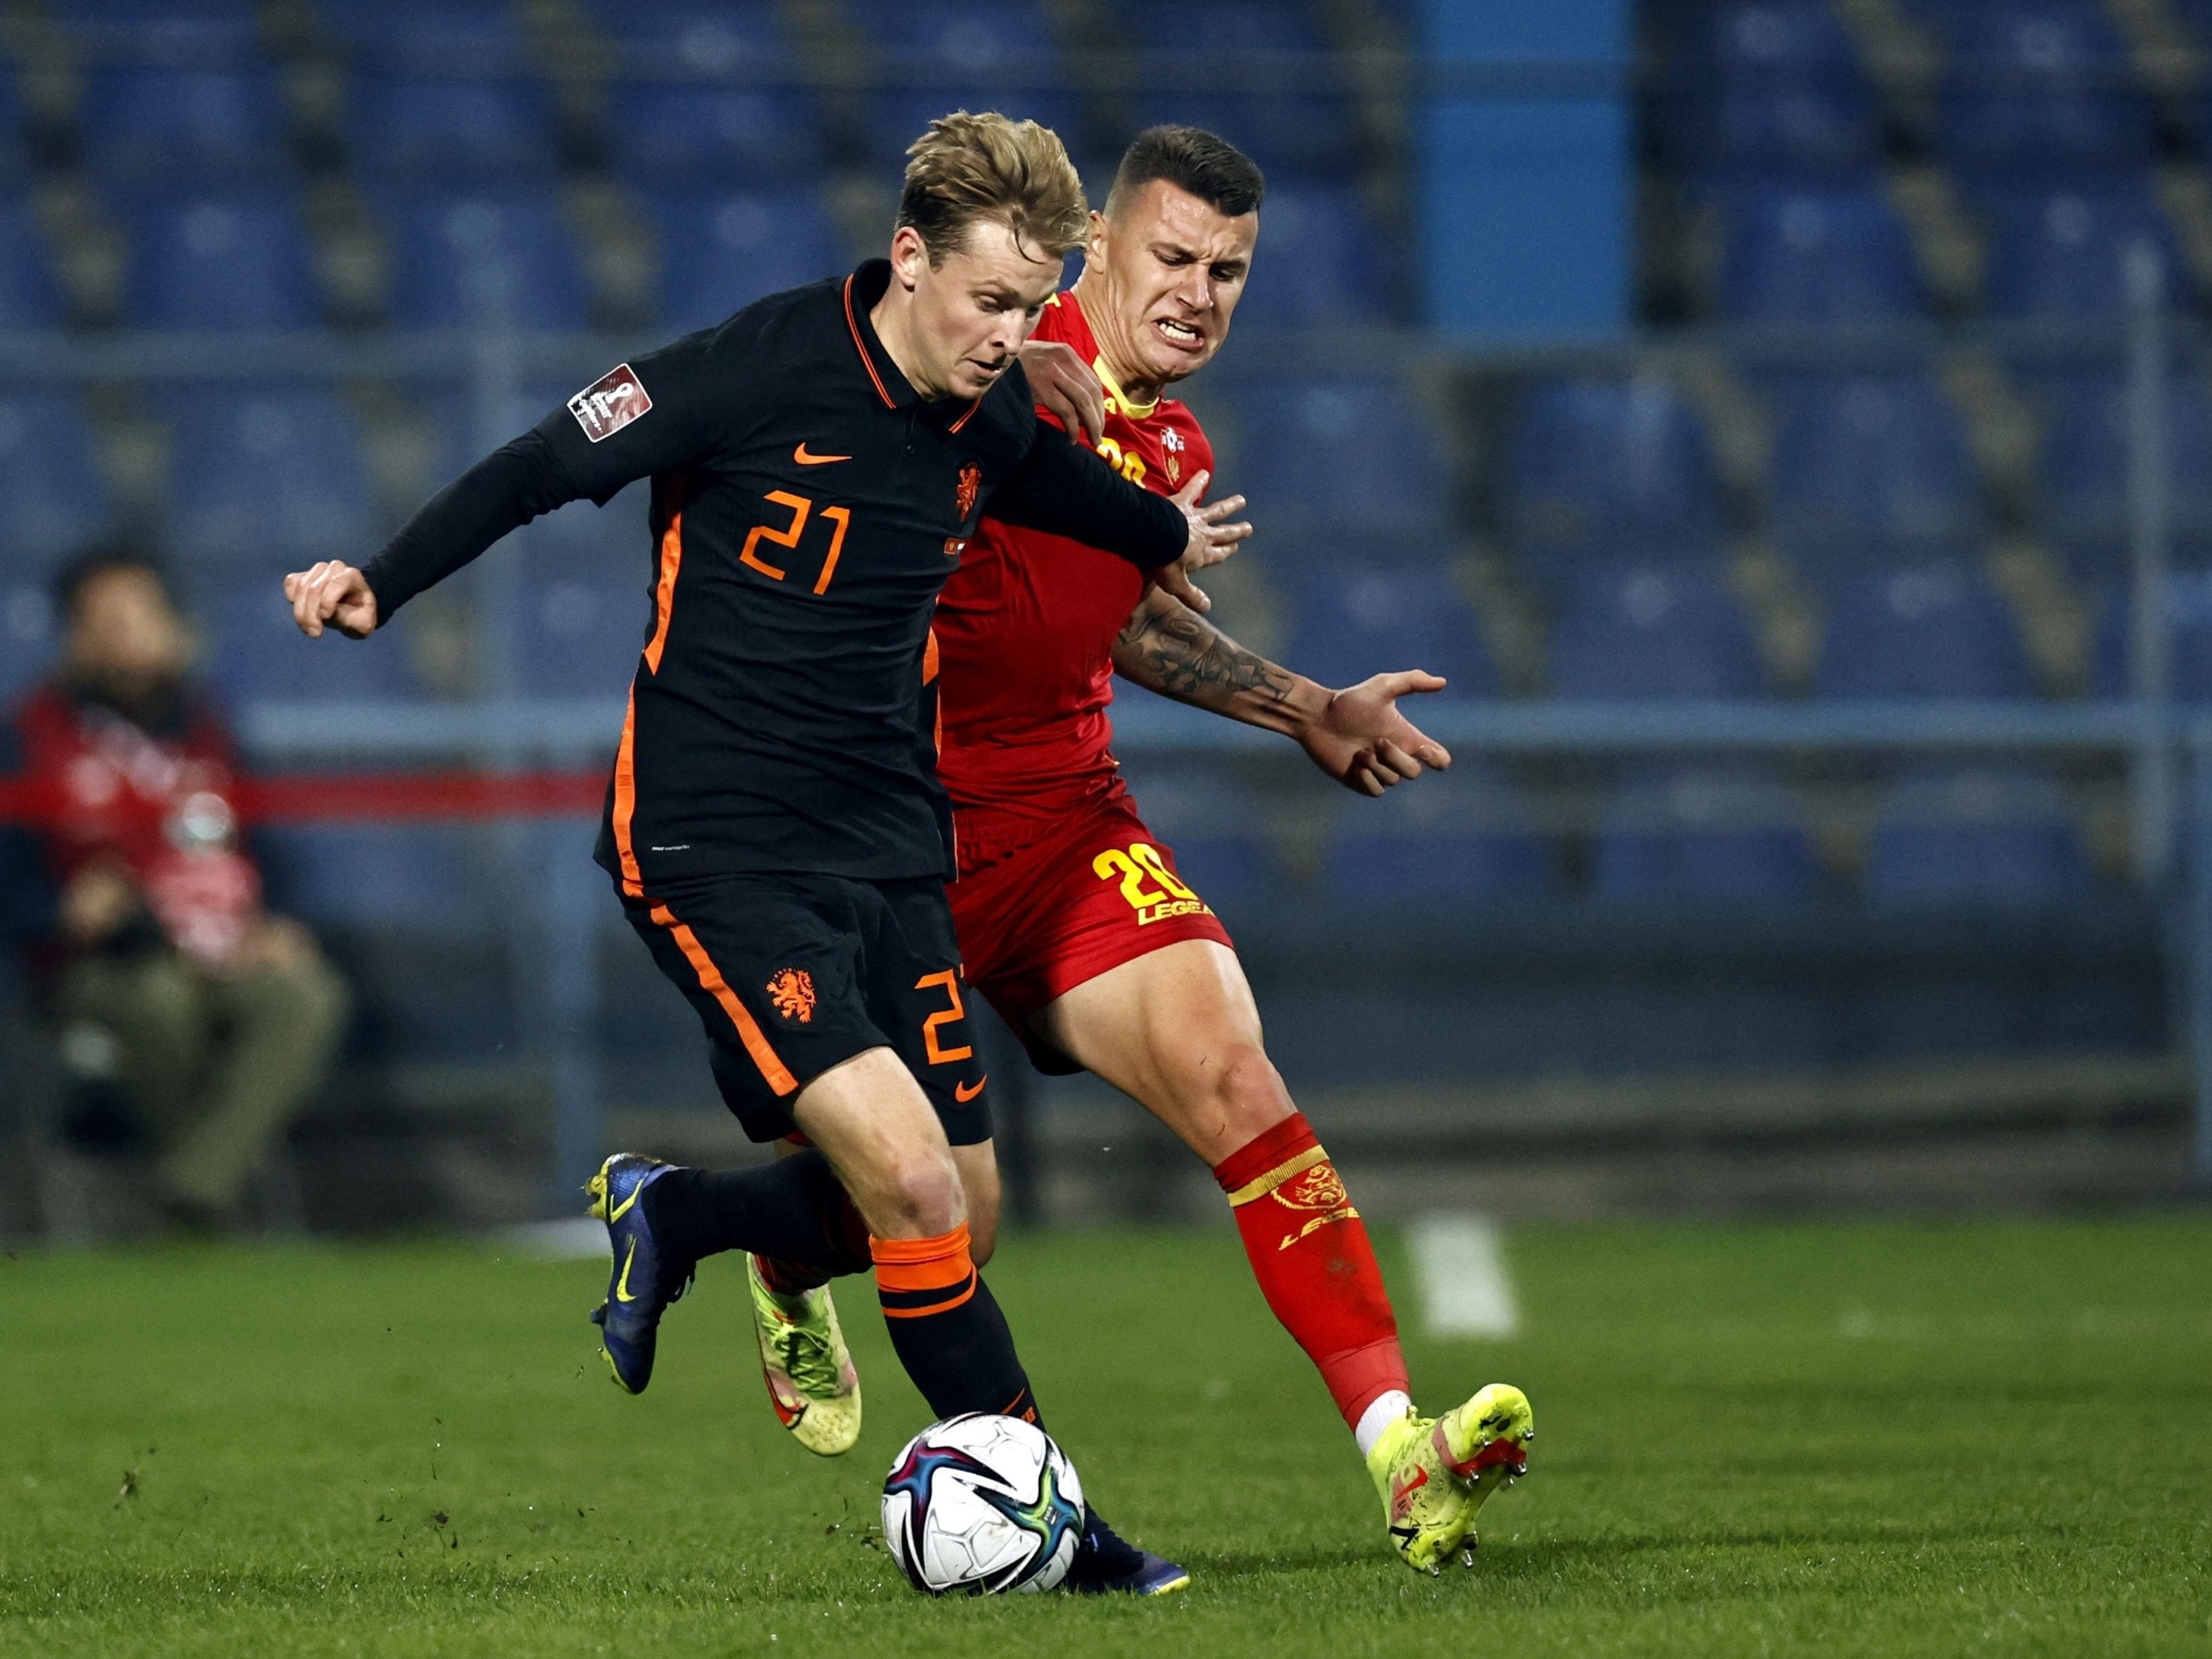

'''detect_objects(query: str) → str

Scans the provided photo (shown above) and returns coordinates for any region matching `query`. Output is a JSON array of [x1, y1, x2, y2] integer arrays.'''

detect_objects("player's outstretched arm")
[[1112, 588, 1452, 796]]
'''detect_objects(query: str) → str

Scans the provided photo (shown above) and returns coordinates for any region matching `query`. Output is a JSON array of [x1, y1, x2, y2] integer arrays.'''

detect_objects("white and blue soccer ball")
[[881, 1413, 1086, 1595]]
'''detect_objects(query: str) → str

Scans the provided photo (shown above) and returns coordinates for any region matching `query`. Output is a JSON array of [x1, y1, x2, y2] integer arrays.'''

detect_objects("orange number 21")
[[740, 491, 853, 595]]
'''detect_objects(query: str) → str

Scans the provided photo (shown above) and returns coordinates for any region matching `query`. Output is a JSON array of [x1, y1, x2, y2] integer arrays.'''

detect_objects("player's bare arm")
[[1113, 587, 1452, 795]]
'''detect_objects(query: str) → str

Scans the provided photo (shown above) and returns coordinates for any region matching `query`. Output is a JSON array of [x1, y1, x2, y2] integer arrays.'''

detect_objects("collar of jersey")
[[844, 260, 986, 436], [1088, 348, 1160, 422]]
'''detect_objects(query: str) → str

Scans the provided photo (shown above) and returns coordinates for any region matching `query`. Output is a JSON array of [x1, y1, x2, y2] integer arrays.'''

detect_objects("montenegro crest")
[[1160, 427, 1184, 486], [954, 459, 981, 523], [765, 967, 817, 1023]]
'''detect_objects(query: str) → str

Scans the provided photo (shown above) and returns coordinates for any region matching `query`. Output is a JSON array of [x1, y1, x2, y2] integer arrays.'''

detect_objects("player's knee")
[[876, 1155, 967, 1240], [1190, 1040, 1293, 1155]]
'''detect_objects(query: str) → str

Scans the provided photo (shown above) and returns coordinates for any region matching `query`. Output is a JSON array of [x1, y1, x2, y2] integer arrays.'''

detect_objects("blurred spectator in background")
[[6, 549, 347, 1230]]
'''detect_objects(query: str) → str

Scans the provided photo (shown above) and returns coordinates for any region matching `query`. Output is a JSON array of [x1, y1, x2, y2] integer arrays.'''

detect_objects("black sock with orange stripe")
[[644, 1151, 872, 1276], [873, 1224, 1039, 1424]]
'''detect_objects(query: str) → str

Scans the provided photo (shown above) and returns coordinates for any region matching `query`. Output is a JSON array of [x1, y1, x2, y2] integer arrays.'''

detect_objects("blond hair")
[[897, 111, 1089, 266]]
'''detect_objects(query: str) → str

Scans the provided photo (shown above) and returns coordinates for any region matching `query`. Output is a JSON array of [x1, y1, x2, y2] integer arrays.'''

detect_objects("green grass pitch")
[[2, 1216, 2208, 1656]]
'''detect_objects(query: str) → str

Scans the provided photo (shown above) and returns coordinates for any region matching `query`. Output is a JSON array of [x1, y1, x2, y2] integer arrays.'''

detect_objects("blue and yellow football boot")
[[584, 1152, 693, 1394], [1067, 1506, 1190, 1596], [1365, 1382, 1533, 1573]]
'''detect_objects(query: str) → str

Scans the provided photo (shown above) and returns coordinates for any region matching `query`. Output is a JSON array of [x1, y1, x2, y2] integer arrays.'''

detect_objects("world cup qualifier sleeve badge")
[[568, 363, 653, 442]]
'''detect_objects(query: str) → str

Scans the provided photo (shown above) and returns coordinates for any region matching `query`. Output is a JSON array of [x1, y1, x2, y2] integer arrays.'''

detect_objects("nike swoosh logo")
[[615, 1237, 639, 1303], [955, 1076, 988, 1103], [608, 1185, 641, 1223], [793, 443, 850, 465]]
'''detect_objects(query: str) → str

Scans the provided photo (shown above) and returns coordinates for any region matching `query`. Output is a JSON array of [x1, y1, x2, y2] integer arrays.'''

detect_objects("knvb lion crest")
[[954, 460, 982, 524], [765, 967, 817, 1023]]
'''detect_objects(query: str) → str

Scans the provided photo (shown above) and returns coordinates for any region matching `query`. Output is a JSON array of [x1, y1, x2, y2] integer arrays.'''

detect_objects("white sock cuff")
[[1354, 1389, 1415, 1459]]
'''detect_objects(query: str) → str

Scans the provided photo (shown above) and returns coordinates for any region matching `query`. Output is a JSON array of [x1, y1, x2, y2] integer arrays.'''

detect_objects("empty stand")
[[1548, 564, 1764, 698], [1592, 767, 1818, 898], [1509, 377, 1723, 573], [1764, 374, 1984, 574], [1864, 767, 2092, 899], [1717, 188, 1924, 321], [1980, 187, 2187, 319], [1326, 761, 1552, 899], [163, 389, 372, 562], [1701, 0, 1880, 180], [1231, 377, 1451, 553], [641, 189, 846, 333], [122, 193, 322, 329], [1283, 567, 1496, 699], [1230, 185, 1391, 328], [0, 396, 108, 566], [2039, 374, 2212, 580], [375, 191, 590, 329], [1816, 564, 2036, 698], [2092, 571, 2212, 701]]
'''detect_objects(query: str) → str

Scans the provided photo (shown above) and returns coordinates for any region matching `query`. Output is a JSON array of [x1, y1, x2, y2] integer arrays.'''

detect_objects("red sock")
[[1214, 1113, 1409, 1433]]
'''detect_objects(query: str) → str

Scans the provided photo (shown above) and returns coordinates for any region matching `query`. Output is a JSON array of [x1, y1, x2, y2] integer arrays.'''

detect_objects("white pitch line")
[[1409, 1213, 1521, 1339], [496, 1218, 610, 1261]]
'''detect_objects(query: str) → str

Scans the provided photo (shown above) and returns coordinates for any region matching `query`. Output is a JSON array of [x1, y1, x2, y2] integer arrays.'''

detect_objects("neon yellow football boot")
[[1364, 1382, 1533, 1573], [746, 1255, 862, 1456]]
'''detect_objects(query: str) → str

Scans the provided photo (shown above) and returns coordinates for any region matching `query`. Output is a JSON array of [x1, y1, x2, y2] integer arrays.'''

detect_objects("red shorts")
[[950, 788, 1234, 1073]]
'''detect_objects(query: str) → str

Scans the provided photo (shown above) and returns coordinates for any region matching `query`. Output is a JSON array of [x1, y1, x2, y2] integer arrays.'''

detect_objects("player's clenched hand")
[[1019, 339, 1106, 447], [284, 560, 379, 640], [1158, 469, 1250, 615], [1303, 669, 1453, 796]]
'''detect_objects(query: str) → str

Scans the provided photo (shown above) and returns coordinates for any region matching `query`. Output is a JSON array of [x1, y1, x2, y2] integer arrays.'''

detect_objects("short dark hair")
[[54, 545, 170, 622], [1107, 126, 1265, 220]]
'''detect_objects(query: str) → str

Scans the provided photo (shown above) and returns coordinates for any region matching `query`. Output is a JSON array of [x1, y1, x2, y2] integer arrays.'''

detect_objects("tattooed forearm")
[[1113, 591, 1295, 712]]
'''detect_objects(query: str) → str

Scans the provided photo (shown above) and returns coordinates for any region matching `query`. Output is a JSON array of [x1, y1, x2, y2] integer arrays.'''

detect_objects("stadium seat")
[[376, 191, 590, 330], [1930, 0, 2151, 179], [841, 0, 1078, 163], [1230, 377, 1451, 547], [318, 0, 524, 68], [2037, 374, 2212, 578], [506, 488, 657, 696], [0, 395, 111, 566], [641, 189, 846, 333], [1864, 767, 2092, 900], [1113, 764, 1278, 904], [80, 65, 289, 181], [1702, 0, 1880, 179], [1981, 187, 2186, 319], [201, 581, 422, 705], [1282, 567, 1496, 700], [163, 390, 372, 562], [348, 74, 558, 184], [2090, 571, 2212, 701], [121, 193, 321, 329], [0, 203, 65, 329], [1814, 564, 2035, 698], [1228, 185, 1392, 328], [1592, 767, 1818, 898], [1716, 188, 1923, 320], [1124, 0, 1357, 178], [1324, 760, 1553, 900], [253, 826, 482, 928], [54, 0, 260, 59], [1764, 374, 1983, 574], [610, 85, 827, 187], [1548, 565, 1764, 699], [1507, 377, 1723, 572]]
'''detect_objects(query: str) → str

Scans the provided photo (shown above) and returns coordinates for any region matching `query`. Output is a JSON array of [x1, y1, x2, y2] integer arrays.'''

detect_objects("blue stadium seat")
[[1716, 187, 1923, 320], [1549, 565, 1764, 698], [1764, 374, 1982, 574], [55, 0, 260, 60], [0, 395, 110, 565], [253, 826, 481, 928], [1507, 377, 1723, 572], [610, 86, 826, 187], [1114, 764, 1278, 904], [1931, 0, 2151, 179], [0, 579, 57, 705], [122, 193, 321, 329], [2037, 374, 2212, 576], [377, 191, 590, 329], [1325, 761, 1552, 900], [1703, 0, 1879, 178], [201, 581, 422, 706], [1981, 187, 2185, 319], [1815, 564, 2035, 698], [319, 0, 524, 67], [841, 0, 1077, 163], [1592, 767, 1818, 898], [1230, 377, 1450, 547], [1230, 185, 1390, 327], [642, 189, 846, 332], [503, 485, 657, 695], [163, 390, 372, 562], [80, 65, 289, 181], [1864, 767, 2092, 900], [0, 204, 65, 329], [2090, 571, 2212, 700], [348, 74, 557, 184], [1283, 567, 1495, 699], [1126, 0, 1357, 177]]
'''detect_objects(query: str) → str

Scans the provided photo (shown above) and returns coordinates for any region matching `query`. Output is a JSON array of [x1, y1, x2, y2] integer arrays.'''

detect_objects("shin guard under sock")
[[646, 1151, 872, 1275], [873, 1224, 1039, 1424], [1214, 1111, 1410, 1434]]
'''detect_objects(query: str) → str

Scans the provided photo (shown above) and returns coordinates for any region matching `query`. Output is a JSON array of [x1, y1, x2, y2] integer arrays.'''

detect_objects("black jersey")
[[360, 260, 1188, 888]]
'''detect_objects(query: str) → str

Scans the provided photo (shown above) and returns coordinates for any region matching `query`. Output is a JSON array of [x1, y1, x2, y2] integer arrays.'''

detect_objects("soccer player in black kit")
[[284, 113, 1248, 1594]]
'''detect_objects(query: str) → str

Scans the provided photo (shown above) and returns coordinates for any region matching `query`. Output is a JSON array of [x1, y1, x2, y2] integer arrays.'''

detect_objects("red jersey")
[[934, 289, 1214, 872], [14, 683, 262, 966]]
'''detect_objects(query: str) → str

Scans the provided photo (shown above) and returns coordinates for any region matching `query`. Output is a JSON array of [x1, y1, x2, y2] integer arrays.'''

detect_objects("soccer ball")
[[881, 1413, 1086, 1595]]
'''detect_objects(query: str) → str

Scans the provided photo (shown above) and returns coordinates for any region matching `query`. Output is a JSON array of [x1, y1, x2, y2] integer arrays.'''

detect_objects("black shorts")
[[622, 871, 992, 1147]]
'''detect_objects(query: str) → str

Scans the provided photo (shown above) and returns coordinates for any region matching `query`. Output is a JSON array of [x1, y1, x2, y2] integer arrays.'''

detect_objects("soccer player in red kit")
[[747, 125, 1532, 1573]]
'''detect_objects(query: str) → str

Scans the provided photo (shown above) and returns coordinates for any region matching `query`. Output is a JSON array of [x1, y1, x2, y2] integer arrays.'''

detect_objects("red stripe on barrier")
[[0, 770, 608, 826]]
